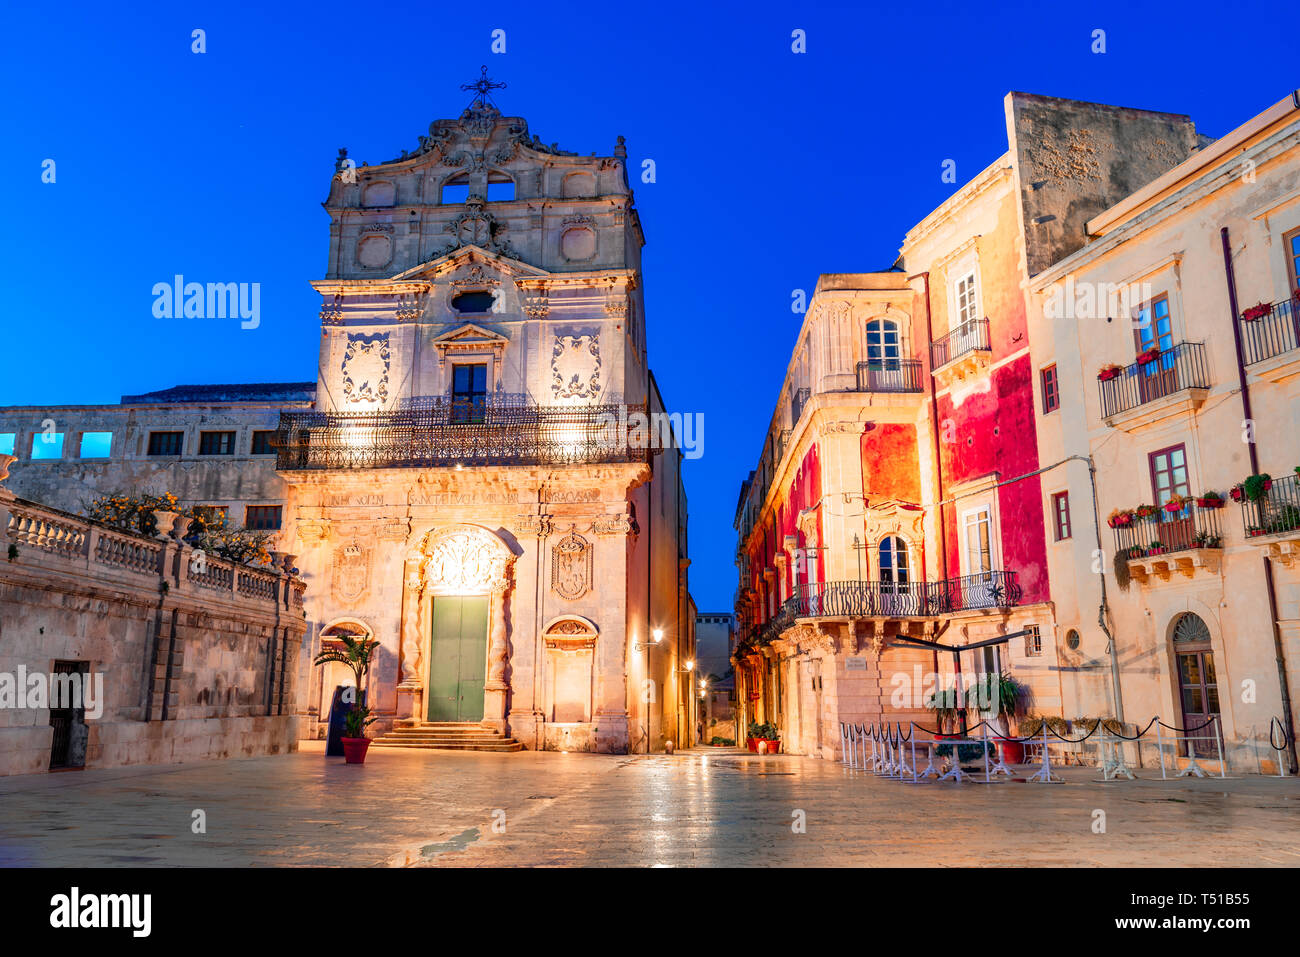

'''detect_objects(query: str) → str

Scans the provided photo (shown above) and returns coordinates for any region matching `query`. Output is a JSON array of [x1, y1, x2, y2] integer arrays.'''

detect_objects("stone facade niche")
[[542, 615, 599, 725]]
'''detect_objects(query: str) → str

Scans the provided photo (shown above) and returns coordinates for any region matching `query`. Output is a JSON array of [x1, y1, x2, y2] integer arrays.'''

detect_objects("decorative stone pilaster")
[[395, 555, 426, 725], [483, 572, 513, 734]]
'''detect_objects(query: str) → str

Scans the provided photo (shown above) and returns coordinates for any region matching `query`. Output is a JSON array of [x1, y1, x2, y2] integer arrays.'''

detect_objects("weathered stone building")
[[0, 75, 694, 756], [0, 458, 305, 775]]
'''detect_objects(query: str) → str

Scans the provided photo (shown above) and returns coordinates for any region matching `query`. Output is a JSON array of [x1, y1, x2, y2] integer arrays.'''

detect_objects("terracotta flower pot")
[[341, 737, 371, 764], [996, 739, 1025, 764]]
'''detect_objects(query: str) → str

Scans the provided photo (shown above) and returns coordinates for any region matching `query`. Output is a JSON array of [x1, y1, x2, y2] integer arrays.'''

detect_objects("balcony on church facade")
[[273, 393, 655, 470]]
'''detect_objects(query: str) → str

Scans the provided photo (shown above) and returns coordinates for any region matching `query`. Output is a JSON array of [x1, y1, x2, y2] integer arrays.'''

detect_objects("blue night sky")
[[1, 1, 1292, 613]]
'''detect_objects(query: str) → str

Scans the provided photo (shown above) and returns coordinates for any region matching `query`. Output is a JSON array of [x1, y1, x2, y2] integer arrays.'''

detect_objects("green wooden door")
[[427, 596, 489, 722]]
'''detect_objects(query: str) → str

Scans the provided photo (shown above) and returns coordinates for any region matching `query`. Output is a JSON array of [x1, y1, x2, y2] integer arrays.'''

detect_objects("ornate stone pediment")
[[431, 322, 508, 373], [542, 615, 598, 650], [867, 500, 925, 540]]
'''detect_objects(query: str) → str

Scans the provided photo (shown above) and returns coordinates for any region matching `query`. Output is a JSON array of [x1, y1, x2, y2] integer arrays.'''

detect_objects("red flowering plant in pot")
[[1163, 492, 1189, 514], [1136, 345, 1162, 365], [1196, 490, 1225, 509], [1230, 484, 1245, 502], [313, 634, 380, 765], [1107, 508, 1135, 529], [1133, 503, 1159, 521], [1241, 301, 1273, 322], [1097, 363, 1123, 382]]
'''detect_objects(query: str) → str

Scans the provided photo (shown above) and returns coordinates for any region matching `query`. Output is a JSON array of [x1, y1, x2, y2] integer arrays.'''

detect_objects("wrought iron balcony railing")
[[855, 359, 923, 393], [788, 571, 1022, 620], [1098, 340, 1210, 419], [1239, 473, 1300, 538], [929, 318, 991, 371], [1239, 296, 1300, 366], [1112, 501, 1224, 560], [274, 395, 655, 470]]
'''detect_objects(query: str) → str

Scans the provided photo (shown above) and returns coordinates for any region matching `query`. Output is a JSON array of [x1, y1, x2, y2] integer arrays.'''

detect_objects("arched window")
[[866, 319, 901, 371], [1172, 612, 1210, 646], [879, 536, 909, 591], [441, 174, 470, 205]]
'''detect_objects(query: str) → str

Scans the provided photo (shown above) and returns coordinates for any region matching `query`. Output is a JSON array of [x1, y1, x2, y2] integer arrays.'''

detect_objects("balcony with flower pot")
[[1097, 341, 1211, 433], [1237, 470, 1300, 567], [1111, 495, 1224, 585], [1238, 293, 1300, 383], [929, 318, 991, 387]]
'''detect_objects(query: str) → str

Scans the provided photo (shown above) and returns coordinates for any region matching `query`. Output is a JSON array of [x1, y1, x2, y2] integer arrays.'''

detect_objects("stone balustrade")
[[1, 492, 300, 616]]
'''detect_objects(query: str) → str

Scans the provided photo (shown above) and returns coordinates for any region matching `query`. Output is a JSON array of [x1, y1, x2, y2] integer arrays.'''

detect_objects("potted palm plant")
[[993, 673, 1033, 763], [313, 634, 380, 765]]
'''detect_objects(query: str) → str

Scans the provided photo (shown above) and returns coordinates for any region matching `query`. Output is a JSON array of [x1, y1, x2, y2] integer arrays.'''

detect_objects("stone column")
[[483, 572, 512, 734], [395, 556, 424, 726]]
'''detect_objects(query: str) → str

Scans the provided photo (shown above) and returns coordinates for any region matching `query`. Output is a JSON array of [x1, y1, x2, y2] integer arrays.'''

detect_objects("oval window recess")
[[452, 291, 496, 313], [1066, 629, 1081, 650]]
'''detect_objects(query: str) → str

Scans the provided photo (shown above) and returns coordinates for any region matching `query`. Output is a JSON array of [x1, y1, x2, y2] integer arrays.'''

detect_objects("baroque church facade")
[[0, 74, 695, 755]]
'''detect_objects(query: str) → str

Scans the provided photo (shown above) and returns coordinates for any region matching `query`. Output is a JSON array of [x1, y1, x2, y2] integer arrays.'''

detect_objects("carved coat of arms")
[[332, 542, 370, 604], [551, 529, 593, 600], [342, 333, 391, 406], [551, 334, 600, 400]]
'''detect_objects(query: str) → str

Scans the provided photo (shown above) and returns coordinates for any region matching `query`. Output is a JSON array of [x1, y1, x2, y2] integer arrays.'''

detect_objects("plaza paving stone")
[[0, 743, 1296, 867]]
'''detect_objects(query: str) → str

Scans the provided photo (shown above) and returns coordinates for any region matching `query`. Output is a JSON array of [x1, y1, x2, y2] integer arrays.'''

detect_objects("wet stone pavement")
[[1, 743, 1297, 867]]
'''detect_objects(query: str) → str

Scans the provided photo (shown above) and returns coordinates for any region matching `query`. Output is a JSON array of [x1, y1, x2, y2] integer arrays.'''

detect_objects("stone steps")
[[371, 722, 524, 753]]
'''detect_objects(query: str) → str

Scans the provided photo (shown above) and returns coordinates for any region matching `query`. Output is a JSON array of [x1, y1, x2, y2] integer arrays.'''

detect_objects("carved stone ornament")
[[417, 524, 514, 596], [551, 527, 593, 601], [341, 333, 391, 406], [552, 334, 601, 400], [332, 541, 370, 604], [515, 513, 554, 538], [588, 512, 634, 537], [542, 616, 598, 651], [450, 264, 500, 288]]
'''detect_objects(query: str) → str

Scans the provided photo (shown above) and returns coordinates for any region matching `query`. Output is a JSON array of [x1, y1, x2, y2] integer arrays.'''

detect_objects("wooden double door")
[[426, 596, 489, 722]]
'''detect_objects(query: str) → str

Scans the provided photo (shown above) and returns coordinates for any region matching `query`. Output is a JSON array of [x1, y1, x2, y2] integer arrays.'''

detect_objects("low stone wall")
[[0, 470, 308, 775]]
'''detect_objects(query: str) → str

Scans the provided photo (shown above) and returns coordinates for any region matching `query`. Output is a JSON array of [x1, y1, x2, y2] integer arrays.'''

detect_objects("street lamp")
[[632, 628, 664, 753]]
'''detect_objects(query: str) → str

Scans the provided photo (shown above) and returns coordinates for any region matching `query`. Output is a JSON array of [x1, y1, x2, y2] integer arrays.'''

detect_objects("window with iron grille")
[[251, 430, 276, 455], [245, 505, 282, 530], [1024, 624, 1042, 657], [1041, 364, 1060, 414], [147, 431, 184, 456], [199, 431, 236, 455], [1051, 491, 1071, 541]]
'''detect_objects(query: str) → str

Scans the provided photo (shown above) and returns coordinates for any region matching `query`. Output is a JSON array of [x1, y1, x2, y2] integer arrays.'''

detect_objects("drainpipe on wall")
[[909, 270, 945, 682], [1221, 226, 1298, 773], [1082, 457, 1125, 727]]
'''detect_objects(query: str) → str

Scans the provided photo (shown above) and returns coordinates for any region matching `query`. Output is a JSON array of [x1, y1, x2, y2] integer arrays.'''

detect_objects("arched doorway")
[[398, 524, 516, 729], [1171, 612, 1219, 756], [317, 619, 375, 722]]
